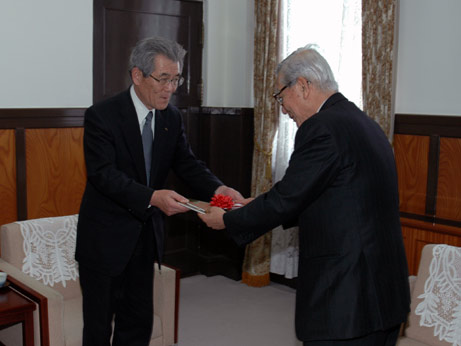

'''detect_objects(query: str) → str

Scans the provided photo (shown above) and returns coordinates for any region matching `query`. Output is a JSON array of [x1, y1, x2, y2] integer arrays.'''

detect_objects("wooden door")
[[93, 0, 203, 107]]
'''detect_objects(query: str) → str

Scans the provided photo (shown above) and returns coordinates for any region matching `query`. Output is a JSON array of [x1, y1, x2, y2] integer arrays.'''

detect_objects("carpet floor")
[[177, 274, 303, 346]]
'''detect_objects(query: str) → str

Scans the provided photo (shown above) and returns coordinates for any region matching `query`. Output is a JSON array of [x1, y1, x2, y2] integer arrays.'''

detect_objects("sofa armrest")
[[154, 264, 179, 345], [0, 259, 65, 346], [409, 275, 417, 296]]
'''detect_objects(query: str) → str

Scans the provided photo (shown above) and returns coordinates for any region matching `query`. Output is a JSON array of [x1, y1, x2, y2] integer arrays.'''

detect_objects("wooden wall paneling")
[[401, 218, 461, 275], [25, 128, 86, 219], [394, 134, 429, 215], [436, 137, 461, 221], [0, 108, 85, 223], [0, 130, 17, 226], [395, 114, 461, 277]]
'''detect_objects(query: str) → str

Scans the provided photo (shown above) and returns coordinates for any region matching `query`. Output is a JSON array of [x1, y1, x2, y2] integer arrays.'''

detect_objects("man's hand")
[[215, 185, 244, 203], [238, 197, 254, 206], [150, 189, 190, 216], [198, 206, 226, 230]]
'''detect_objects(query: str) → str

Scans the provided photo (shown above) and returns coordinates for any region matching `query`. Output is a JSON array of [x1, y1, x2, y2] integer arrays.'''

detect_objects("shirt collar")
[[130, 85, 154, 128], [317, 98, 327, 113]]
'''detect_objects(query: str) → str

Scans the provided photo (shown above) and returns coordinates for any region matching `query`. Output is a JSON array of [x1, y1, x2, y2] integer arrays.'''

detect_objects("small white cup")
[[0, 272, 7, 287]]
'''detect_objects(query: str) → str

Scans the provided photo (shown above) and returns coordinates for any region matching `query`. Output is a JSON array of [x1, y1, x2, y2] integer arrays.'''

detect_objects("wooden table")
[[0, 285, 36, 346]]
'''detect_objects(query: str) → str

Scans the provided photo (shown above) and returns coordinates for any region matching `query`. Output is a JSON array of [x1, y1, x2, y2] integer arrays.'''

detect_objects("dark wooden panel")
[[190, 107, 254, 197], [93, 0, 203, 107], [436, 137, 461, 221], [25, 128, 86, 219], [0, 130, 17, 226], [395, 113, 461, 137], [394, 134, 429, 216], [164, 108, 253, 279], [425, 135, 440, 215], [0, 108, 85, 129]]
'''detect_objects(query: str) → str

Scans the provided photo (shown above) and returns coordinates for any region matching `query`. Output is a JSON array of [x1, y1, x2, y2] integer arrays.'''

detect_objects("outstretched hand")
[[198, 206, 226, 230], [215, 185, 245, 204], [150, 189, 190, 216], [237, 197, 254, 206]]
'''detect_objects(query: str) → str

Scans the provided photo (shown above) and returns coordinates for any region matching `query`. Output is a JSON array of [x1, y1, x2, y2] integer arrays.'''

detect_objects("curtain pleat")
[[241, 0, 280, 287], [362, 0, 398, 142]]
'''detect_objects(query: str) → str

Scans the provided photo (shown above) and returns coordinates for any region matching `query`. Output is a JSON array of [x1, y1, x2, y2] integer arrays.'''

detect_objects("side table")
[[0, 285, 36, 346]]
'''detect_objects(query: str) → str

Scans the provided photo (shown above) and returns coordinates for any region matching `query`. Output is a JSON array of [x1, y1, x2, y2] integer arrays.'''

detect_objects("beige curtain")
[[362, 0, 399, 142], [241, 0, 280, 287]]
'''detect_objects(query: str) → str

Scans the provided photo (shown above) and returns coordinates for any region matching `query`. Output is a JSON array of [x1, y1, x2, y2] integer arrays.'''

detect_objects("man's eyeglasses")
[[272, 80, 295, 105], [150, 75, 185, 88]]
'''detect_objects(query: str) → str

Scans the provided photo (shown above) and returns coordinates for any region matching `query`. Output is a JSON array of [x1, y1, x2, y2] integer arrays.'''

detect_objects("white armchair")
[[0, 215, 179, 346], [397, 244, 461, 346]]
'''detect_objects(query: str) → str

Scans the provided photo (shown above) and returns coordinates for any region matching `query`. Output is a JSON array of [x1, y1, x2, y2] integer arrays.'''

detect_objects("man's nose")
[[164, 82, 176, 92]]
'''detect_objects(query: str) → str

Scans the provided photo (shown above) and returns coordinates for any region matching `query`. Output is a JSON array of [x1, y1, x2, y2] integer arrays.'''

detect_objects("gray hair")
[[276, 44, 338, 92], [128, 36, 187, 77]]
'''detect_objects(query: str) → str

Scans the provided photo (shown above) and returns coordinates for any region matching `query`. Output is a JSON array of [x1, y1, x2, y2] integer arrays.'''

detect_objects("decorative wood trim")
[[400, 216, 461, 237], [0, 108, 85, 129], [395, 113, 461, 137], [425, 134, 440, 215], [400, 212, 461, 232]]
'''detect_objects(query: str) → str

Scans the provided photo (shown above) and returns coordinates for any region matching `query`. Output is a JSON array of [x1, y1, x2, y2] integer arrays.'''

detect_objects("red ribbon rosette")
[[209, 194, 234, 210]]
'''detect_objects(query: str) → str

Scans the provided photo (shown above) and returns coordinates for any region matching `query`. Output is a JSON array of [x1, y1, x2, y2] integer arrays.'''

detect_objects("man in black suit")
[[76, 36, 242, 346], [200, 45, 410, 345]]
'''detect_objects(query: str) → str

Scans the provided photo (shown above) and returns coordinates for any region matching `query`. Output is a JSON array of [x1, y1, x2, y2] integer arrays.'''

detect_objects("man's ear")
[[131, 67, 143, 86], [299, 77, 311, 98]]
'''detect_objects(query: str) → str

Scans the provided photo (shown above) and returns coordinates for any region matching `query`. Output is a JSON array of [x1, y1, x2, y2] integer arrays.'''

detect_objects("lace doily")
[[270, 225, 299, 279], [415, 245, 461, 345], [19, 215, 79, 287]]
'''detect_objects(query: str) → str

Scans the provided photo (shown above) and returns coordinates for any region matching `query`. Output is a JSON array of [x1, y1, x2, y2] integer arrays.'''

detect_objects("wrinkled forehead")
[[152, 54, 181, 75]]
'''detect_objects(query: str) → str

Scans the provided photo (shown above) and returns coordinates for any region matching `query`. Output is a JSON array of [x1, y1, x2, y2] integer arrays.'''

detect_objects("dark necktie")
[[142, 111, 153, 184]]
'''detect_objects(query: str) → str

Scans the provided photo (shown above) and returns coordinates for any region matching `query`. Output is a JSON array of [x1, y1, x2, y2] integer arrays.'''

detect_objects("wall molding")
[[395, 113, 461, 137], [0, 108, 85, 129]]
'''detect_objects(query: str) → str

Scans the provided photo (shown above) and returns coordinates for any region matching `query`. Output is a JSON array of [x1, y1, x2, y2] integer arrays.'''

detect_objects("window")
[[270, 0, 362, 278]]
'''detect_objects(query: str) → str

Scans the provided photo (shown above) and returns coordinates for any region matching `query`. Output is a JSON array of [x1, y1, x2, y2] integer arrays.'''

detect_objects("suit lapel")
[[119, 91, 147, 184]]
